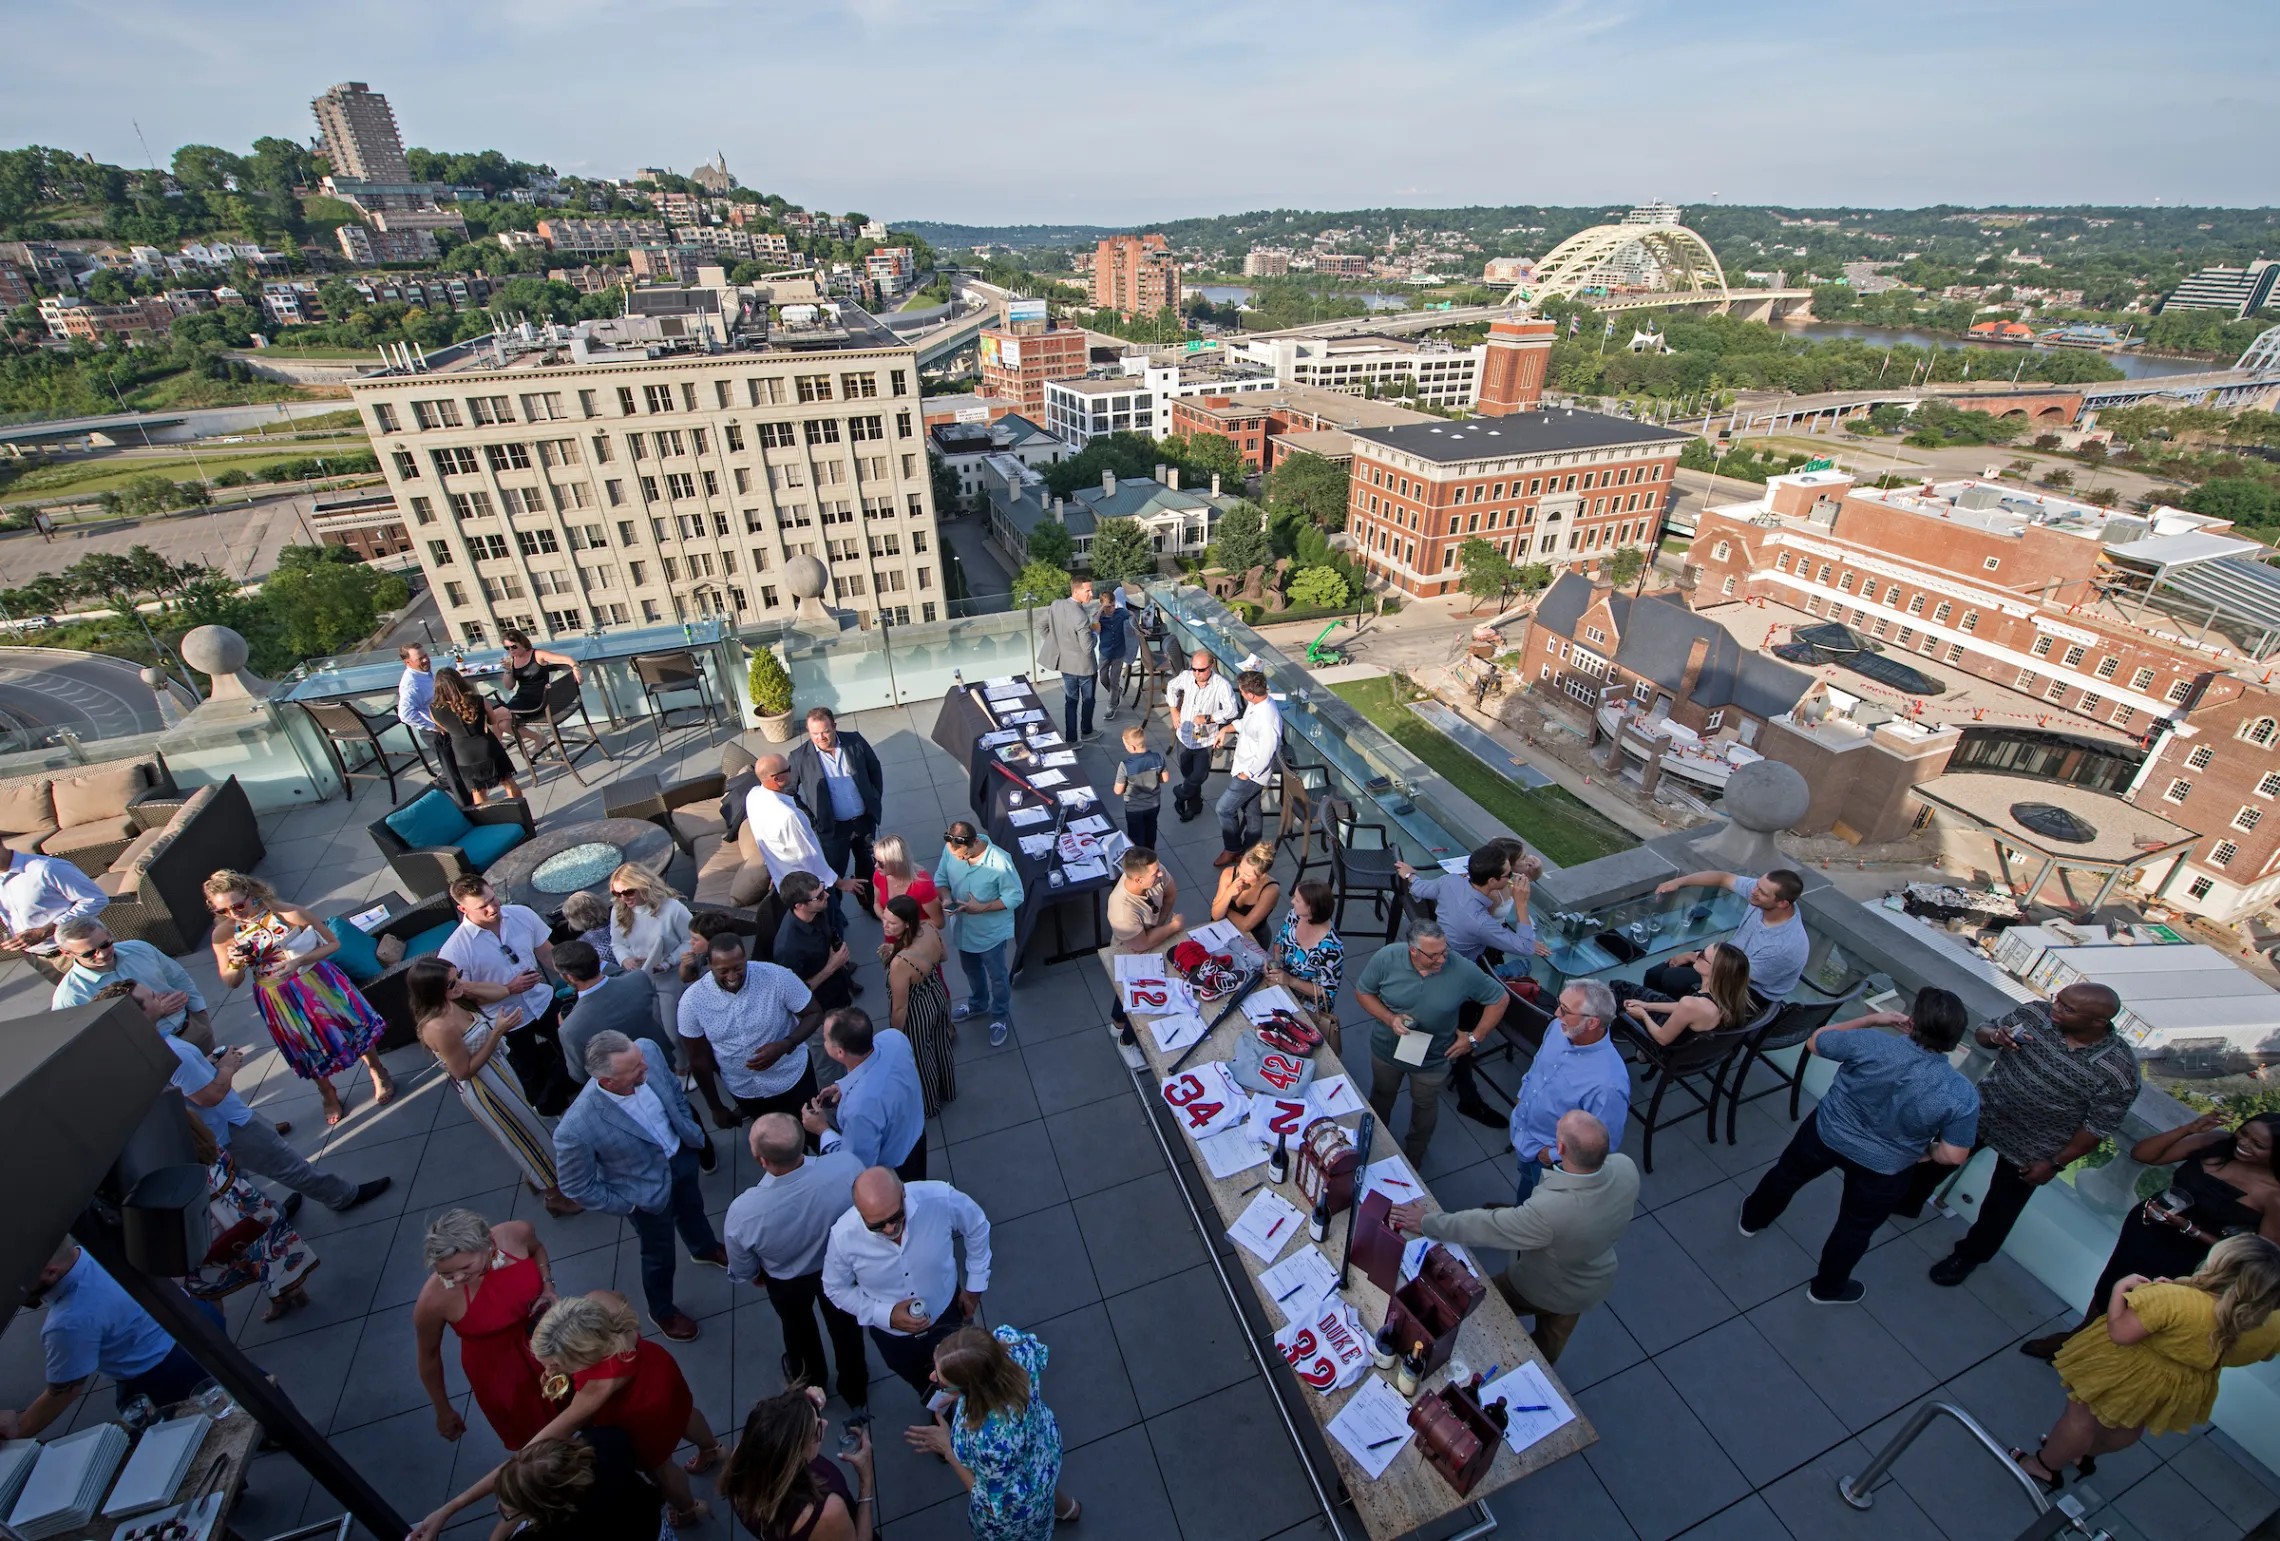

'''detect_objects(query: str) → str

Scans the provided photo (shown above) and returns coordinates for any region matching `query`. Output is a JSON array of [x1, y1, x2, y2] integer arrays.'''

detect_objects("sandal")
[[667, 1500, 710, 1528], [684, 1440, 724, 1475], [319, 1087, 346, 1127], [261, 1285, 310, 1324], [2009, 1446, 2062, 1495], [370, 1069, 398, 1106], [1055, 1497, 1083, 1524]]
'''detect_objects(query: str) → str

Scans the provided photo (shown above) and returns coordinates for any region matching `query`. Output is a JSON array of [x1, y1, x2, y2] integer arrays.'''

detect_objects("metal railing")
[[1839, 1401, 2114, 1541]]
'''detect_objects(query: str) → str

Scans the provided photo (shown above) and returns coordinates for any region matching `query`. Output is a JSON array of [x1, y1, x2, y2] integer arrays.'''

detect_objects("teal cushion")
[[458, 820, 526, 871], [384, 790, 473, 851], [328, 919, 383, 983], [404, 921, 459, 959]]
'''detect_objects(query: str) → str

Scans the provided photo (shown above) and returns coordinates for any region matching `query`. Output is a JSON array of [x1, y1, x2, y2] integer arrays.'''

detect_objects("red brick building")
[[1163, 384, 1436, 475], [1475, 317, 1556, 416], [978, 322, 1089, 421], [1346, 412, 1687, 597], [1091, 234, 1178, 317]]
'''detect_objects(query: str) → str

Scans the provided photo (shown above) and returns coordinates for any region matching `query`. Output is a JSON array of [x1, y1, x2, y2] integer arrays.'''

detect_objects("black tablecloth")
[[929, 678, 1113, 968]]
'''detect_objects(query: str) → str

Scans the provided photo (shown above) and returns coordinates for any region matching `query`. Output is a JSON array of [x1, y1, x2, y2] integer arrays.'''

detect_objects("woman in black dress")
[[488, 628, 582, 761], [433, 667, 522, 805], [2022, 1111, 2280, 1361]]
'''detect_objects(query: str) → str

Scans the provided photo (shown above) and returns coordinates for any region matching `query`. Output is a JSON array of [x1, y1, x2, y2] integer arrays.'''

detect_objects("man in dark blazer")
[[786, 706, 884, 918], [555, 939, 679, 1081]]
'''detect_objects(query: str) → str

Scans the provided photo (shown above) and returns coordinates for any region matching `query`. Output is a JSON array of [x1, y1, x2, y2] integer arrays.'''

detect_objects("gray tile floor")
[[3, 694, 2278, 1541]]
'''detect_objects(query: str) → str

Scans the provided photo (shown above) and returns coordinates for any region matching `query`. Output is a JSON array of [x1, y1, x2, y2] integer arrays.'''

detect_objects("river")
[[1186, 283, 1413, 312], [1779, 322, 2211, 380]]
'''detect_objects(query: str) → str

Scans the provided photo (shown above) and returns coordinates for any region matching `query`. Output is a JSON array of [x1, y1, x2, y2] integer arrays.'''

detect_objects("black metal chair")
[[299, 700, 424, 805], [1322, 795, 1403, 941], [1721, 997, 1848, 1144], [631, 651, 722, 751], [1615, 1017, 1759, 1174], [519, 671, 613, 787]]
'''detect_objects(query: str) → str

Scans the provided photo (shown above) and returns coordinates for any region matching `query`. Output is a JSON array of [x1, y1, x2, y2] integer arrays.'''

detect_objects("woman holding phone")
[[407, 957, 579, 1216]]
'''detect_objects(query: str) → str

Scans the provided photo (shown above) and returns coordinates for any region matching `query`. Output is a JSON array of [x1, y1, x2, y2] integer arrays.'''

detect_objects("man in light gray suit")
[[1035, 573, 1101, 744], [554, 1031, 727, 1341]]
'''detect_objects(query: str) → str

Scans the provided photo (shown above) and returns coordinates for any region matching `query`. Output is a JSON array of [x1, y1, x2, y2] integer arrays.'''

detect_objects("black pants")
[[503, 999, 576, 1117], [1124, 806, 1159, 851], [895, 1138, 929, 1183], [819, 814, 878, 919], [765, 1268, 870, 1408], [1643, 960, 1704, 997], [871, 1301, 967, 1398], [1174, 744, 1213, 815], [731, 1060, 822, 1142], [628, 1144, 719, 1323], [1741, 1109, 1916, 1292], [1896, 1140, 2037, 1266], [426, 729, 470, 804]]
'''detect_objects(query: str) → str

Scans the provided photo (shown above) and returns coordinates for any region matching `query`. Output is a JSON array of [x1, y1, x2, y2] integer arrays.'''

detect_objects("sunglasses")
[[944, 832, 972, 847], [609, 888, 641, 898], [496, 939, 522, 965], [865, 1207, 906, 1234]]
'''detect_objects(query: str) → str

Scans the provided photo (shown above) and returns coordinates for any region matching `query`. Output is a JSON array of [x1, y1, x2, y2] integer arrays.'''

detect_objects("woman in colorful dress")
[[1265, 878, 1345, 1055], [527, 1292, 723, 1528], [902, 1325, 1078, 1539], [608, 864, 694, 1038], [204, 870, 392, 1127], [412, 1207, 557, 1452], [406, 958, 579, 1217], [2012, 1234, 2280, 1491], [722, 1385, 877, 1541], [871, 833, 945, 931], [881, 894, 956, 1114], [177, 1106, 319, 1324]]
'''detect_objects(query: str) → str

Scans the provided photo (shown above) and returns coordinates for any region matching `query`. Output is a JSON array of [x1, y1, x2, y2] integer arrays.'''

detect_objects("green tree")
[[1025, 517, 1075, 570], [1456, 537, 1518, 611], [927, 449, 963, 516], [1210, 501, 1271, 575], [1086, 518, 1158, 586], [1163, 430, 1245, 487], [1602, 546, 1647, 589], [2183, 477, 2277, 526], [1287, 565, 1349, 609], [1041, 432, 1160, 499], [260, 545, 409, 658], [1678, 437, 1718, 472], [1263, 453, 1350, 533], [1011, 559, 1067, 609], [1516, 562, 1554, 595]]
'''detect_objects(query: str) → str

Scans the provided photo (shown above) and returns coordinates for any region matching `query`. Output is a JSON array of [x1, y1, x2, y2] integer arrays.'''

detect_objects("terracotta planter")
[[755, 710, 796, 743]]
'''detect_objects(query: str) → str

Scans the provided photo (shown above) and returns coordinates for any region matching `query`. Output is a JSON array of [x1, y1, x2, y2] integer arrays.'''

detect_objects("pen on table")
[[1380, 1178, 1414, 1191], [1275, 1279, 1309, 1302], [1264, 1216, 1287, 1241], [1505, 1404, 1552, 1413], [1366, 1433, 1406, 1450]]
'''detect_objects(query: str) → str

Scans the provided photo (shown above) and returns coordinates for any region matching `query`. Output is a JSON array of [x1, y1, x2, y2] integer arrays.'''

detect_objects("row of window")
[[376, 372, 912, 434], [1363, 460, 1665, 504]]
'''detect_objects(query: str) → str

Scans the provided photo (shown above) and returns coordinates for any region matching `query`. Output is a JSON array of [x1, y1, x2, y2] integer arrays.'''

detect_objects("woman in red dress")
[[412, 1209, 555, 1451], [528, 1292, 723, 1527]]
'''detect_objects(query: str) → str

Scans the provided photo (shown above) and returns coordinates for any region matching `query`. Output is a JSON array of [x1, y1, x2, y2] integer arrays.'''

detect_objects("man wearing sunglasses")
[[1164, 649, 1236, 823], [50, 916, 212, 1050], [823, 1166, 993, 1398], [0, 846, 107, 967], [932, 822, 1023, 1047], [438, 876, 574, 1115]]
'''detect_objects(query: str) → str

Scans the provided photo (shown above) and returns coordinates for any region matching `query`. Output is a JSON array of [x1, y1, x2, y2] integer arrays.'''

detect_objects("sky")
[[4, 0, 2271, 226]]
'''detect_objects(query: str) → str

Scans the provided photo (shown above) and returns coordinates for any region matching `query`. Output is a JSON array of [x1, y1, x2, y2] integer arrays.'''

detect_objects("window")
[[897, 412, 913, 440], [521, 392, 567, 422], [617, 388, 637, 415], [681, 382, 699, 412], [2032, 635, 2054, 658], [644, 384, 675, 414], [500, 487, 545, 515], [2189, 745, 2216, 770], [2016, 669, 2038, 689], [2188, 877, 2214, 901], [409, 496, 435, 525], [1983, 556, 2000, 571], [805, 419, 841, 445], [1705, 710, 1725, 730], [1961, 611, 1978, 632], [2045, 678, 2068, 701], [432, 447, 478, 477], [2262, 772, 2280, 798], [1776, 552, 1792, 573], [666, 472, 696, 499], [2213, 841, 2240, 867], [2111, 702, 2134, 726], [1907, 594, 1926, 616], [639, 476, 659, 502], [1933, 602, 1952, 623], [466, 395, 512, 425], [1838, 573, 1855, 592], [891, 370, 908, 397], [553, 482, 591, 511], [656, 430, 685, 456], [841, 372, 878, 399], [850, 415, 884, 442], [427, 540, 454, 566], [578, 390, 599, 418], [641, 599, 661, 622], [2061, 644, 2086, 668], [1860, 580, 1879, 603], [2131, 667, 2156, 691], [795, 375, 833, 403], [2080, 694, 2100, 711], [514, 528, 559, 557], [662, 556, 679, 581], [2166, 778, 2193, 803], [442, 580, 466, 606], [1948, 645, 1965, 664], [627, 433, 648, 460], [448, 491, 494, 521], [1721, 575, 1737, 597], [2245, 718, 2279, 746], [2096, 656, 2120, 680], [2234, 806, 2263, 833], [462, 620, 487, 644], [391, 449, 419, 480], [2167, 679, 2194, 705], [411, 399, 462, 429], [372, 403, 400, 434], [469, 533, 510, 561], [758, 422, 797, 450], [537, 439, 582, 469]]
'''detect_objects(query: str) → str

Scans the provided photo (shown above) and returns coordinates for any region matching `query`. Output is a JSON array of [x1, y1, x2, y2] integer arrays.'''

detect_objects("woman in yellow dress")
[[2012, 1234, 2280, 1491]]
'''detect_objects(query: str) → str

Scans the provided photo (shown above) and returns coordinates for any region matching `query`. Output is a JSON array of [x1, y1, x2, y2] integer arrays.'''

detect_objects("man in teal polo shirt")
[[1355, 920, 1508, 1164], [934, 821, 1025, 1048]]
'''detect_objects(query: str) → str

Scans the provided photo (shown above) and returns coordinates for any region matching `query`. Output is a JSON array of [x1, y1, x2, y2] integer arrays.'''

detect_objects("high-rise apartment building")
[[348, 293, 946, 640], [312, 82, 411, 184], [1091, 234, 1178, 317]]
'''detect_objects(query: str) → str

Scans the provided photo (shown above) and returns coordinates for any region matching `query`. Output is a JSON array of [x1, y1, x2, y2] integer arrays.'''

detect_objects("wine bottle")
[[1268, 1130, 1290, 1186], [1307, 1193, 1329, 1243]]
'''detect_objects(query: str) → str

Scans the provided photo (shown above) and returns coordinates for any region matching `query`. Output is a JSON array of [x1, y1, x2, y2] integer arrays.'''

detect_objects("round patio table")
[[480, 816, 675, 911]]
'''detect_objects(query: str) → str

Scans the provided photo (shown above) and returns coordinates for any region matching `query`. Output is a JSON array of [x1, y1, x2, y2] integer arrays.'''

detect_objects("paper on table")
[[1327, 1376, 1416, 1480], [1307, 1074, 1367, 1120], [1113, 952, 1166, 984], [1259, 1247, 1340, 1323], [1069, 814, 1111, 835], [1240, 984, 1303, 1022], [1190, 919, 1245, 952], [1027, 768, 1068, 788], [1003, 709, 1045, 725], [1147, 1010, 1208, 1054], [1481, 1361, 1577, 1453], [1063, 859, 1107, 883], [1359, 1154, 1422, 1205], [1018, 834, 1056, 858], [983, 676, 1021, 691], [1057, 787, 1097, 806], [978, 730, 1021, 748], [1042, 750, 1079, 767], [1029, 731, 1065, 747], [1227, 1189, 1305, 1264], [1007, 805, 1051, 827], [1392, 1028, 1433, 1066], [1197, 1125, 1269, 1180]]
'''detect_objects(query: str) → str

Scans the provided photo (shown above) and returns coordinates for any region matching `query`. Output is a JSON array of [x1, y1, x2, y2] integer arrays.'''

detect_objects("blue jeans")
[[1516, 1157, 1547, 1204], [1217, 775, 1265, 854], [1062, 672, 1096, 742], [1492, 955, 1532, 981], [959, 943, 1012, 1026], [628, 1145, 719, 1323]]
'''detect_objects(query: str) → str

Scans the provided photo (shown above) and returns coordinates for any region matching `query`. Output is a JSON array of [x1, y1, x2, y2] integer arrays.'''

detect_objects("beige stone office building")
[[347, 294, 946, 642]]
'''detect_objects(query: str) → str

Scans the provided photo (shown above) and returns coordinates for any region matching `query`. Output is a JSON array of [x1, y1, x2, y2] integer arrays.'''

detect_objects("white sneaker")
[[952, 1003, 976, 1023], [989, 1021, 1010, 1047]]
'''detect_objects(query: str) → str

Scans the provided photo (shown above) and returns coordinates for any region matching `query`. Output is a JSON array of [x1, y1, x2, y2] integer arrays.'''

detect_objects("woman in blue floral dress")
[[1266, 878, 1346, 1054], [903, 1326, 1078, 1539]]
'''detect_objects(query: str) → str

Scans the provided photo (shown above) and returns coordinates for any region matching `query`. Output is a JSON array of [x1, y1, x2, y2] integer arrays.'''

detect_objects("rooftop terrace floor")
[[2, 697, 2275, 1541]]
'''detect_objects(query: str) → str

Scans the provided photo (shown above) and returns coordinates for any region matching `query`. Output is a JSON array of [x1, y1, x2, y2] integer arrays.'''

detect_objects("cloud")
[[0, 0, 2268, 220]]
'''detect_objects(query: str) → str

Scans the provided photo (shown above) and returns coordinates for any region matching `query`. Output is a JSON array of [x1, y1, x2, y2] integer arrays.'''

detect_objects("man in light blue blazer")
[[554, 1030, 726, 1341]]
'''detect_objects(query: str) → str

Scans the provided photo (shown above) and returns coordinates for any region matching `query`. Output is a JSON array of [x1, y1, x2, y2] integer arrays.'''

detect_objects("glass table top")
[[529, 842, 624, 894]]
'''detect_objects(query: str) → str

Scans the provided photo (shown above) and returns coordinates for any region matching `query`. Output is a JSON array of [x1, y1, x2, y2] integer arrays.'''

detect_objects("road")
[[1250, 592, 1494, 676], [0, 491, 321, 592], [0, 646, 174, 746], [938, 511, 1012, 613]]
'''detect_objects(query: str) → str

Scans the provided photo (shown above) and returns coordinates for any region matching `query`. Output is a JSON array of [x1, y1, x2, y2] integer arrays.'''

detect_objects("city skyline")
[[2, 0, 2272, 223]]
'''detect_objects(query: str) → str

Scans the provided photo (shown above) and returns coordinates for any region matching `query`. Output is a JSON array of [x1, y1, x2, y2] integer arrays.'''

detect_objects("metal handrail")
[[1840, 1400, 2051, 1516]]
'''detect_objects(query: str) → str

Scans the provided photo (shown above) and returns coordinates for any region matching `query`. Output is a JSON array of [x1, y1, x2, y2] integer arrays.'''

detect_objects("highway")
[[0, 400, 353, 449]]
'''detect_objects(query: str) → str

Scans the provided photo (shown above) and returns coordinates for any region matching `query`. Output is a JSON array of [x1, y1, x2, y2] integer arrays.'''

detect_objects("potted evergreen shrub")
[[749, 645, 796, 742]]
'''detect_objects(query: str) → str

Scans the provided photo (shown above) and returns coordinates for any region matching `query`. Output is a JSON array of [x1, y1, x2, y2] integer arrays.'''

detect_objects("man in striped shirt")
[[1896, 982, 2140, 1288]]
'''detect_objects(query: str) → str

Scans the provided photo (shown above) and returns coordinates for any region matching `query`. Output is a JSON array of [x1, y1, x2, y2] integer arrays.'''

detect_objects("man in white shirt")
[[0, 848, 107, 962], [395, 643, 467, 804], [678, 930, 819, 1129], [746, 753, 859, 897], [727, 1114, 869, 1409], [1165, 650, 1238, 823], [822, 1166, 993, 1397], [1212, 671, 1281, 867], [437, 875, 573, 1115]]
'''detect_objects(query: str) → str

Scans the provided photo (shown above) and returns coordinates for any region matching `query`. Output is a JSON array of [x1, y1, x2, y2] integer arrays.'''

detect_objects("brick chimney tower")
[[1476, 317, 1557, 416]]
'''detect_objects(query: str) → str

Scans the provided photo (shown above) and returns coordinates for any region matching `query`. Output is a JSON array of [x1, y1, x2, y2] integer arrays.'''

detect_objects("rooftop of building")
[[347, 300, 909, 379], [1350, 409, 1692, 465], [930, 412, 1060, 458], [1172, 383, 1440, 431], [1048, 372, 1159, 398], [1535, 575, 1815, 719], [990, 465, 1238, 541]]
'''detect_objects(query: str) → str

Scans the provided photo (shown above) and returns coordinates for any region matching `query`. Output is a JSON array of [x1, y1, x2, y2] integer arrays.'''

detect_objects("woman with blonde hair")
[[204, 869, 391, 1126], [1211, 840, 1282, 948], [2013, 1233, 2280, 1491], [903, 1324, 1078, 1538], [869, 831, 945, 930], [607, 863, 693, 1028], [524, 1291, 722, 1526], [406, 957, 579, 1217], [411, 1206, 556, 1451], [1621, 942, 1755, 1045]]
